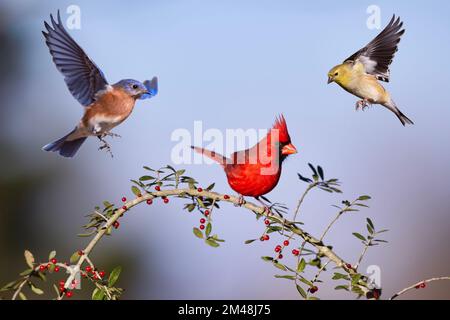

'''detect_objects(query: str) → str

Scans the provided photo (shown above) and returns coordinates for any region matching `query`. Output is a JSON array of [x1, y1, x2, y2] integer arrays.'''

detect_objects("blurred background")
[[0, 0, 449, 300]]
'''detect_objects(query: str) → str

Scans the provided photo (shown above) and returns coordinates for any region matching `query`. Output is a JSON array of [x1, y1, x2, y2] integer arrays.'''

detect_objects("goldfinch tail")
[[384, 100, 414, 126]]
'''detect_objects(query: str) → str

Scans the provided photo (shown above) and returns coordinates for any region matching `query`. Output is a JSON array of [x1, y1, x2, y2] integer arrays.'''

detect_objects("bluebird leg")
[[104, 131, 121, 138], [97, 135, 114, 158]]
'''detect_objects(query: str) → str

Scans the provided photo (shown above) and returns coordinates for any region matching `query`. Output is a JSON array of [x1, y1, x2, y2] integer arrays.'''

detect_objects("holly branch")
[[1, 164, 448, 300]]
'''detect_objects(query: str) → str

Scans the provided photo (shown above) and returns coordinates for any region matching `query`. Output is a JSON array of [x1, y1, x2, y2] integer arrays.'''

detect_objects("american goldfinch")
[[327, 15, 413, 126]]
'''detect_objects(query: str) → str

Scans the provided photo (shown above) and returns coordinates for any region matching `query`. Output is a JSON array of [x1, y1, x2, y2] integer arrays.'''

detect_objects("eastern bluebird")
[[42, 11, 158, 158]]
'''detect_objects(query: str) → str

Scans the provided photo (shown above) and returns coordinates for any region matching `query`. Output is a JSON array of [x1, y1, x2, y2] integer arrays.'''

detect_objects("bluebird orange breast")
[[82, 86, 136, 127]]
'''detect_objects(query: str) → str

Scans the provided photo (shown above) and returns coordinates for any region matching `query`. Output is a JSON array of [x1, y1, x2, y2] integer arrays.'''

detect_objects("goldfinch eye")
[[132, 84, 138, 89], [334, 72, 339, 76]]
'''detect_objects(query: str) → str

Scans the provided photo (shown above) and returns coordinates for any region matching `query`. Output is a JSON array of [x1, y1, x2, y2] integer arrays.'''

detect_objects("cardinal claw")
[[235, 195, 246, 207]]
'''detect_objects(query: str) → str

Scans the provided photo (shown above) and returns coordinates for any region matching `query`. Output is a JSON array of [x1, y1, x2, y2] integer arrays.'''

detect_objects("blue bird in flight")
[[42, 11, 158, 157]]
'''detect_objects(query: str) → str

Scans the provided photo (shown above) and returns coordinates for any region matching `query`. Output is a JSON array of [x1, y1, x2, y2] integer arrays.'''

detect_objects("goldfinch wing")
[[345, 15, 405, 82]]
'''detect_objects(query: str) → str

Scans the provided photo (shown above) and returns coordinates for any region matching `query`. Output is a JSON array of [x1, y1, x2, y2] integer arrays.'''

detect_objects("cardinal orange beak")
[[281, 143, 297, 155]]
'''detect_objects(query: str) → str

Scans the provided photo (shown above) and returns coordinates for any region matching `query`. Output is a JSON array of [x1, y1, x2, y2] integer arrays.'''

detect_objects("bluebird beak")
[[327, 76, 333, 84], [281, 143, 298, 155]]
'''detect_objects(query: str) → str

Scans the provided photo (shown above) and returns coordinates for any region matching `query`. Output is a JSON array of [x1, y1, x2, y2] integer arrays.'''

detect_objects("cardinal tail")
[[191, 146, 228, 167], [384, 100, 414, 126], [42, 128, 87, 158]]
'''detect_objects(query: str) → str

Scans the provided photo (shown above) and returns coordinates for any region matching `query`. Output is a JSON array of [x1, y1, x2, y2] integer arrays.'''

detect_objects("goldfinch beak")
[[281, 143, 297, 155], [327, 76, 333, 84]]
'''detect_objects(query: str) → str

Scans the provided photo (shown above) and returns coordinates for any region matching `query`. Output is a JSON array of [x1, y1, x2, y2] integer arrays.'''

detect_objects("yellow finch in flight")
[[327, 15, 413, 126]]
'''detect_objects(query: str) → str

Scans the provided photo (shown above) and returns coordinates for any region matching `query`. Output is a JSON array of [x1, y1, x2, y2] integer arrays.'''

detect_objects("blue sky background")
[[0, 0, 449, 299]]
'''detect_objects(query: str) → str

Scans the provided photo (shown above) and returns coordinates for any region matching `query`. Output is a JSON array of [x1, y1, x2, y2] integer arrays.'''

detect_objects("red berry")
[[275, 245, 282, 253], [264, 219, 270, 225], [78, 250, 84, 256], [59, 286, 66, 293], [65, 291, 73, 298], [51, 258, 57, 264], [199, 225, 205, 230], [283, 240, 290, 246], [197, 187, 203, 192], [163, 198, 169, 204], [292, 249, 300, 256], [85, 266, 92, 273], [200, 218, 206, 224], [278, 254, 283, 259], [93, 274, 98, 280], [155, 186, 161, 191], [99, 271, 106, 278], [309, 286, 318, 293], [346, 263, 352, 269], [420, 282, 426, 289], [204, 210, 210, 216], [59, 280, 65, 287], [54, 266, 60, 272], [121, 197, 127, 202], [146, 199, 153, 205], [122, 205, 127, 210], [113, 221, 120, 229], [263, 235, 270, 241], [39, 265, 46, 272], [223, 195, 230, 199]]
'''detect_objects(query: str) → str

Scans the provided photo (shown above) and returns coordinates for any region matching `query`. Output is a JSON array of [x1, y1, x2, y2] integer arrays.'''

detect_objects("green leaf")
[[24, 250, 34, 269], [297, 258, 306, 273], [357, 195, 371, 201], [296, 284, 307, 299], [139, 175, 154, 181], [70, 251, 81, 264], [92, 288, 105, 300], [206, 183, 215, 191], [332, 272, 350, 280], [205, 239, 219, 248], [30, 284, 44, 295], [308, 296, 320, 300], [352, 232, 366, 241], [205, 223, 212, 237], [366, 218, 375, 229], [335, 285, 349, 291], [299, 277, 313, 287], [273, 262, 287, 271], [193, 227, 203, 239], [131, 186, 141, 196], [367, 224, 374, 235], [317, 166, 324, 180], [19, 292, 27, 300], [48, 250, 56, 261], [19, 269, 33, 276], [108, 266, 122, 287], [261, 256, 273, 262], [244, 239, 256, 244], [274, 275, 296, 280], [351, 274, 362, 285]]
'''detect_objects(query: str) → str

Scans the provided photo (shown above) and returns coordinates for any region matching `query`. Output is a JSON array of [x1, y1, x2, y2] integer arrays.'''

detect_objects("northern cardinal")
[[192, 115, 297, 206]]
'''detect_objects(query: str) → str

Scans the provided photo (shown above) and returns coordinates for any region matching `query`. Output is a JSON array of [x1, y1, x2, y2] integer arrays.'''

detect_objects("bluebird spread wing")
[[42, 11, 108, 106], [139, 77, 158, 100], [345, 15, 405, 82]]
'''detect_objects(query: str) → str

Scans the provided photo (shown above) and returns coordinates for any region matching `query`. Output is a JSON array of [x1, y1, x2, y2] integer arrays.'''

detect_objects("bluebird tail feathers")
[[42, 128, 87, 158]]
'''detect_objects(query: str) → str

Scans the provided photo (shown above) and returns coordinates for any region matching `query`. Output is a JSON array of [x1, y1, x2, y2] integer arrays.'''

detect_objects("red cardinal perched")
[[192, 115, 297, 209]]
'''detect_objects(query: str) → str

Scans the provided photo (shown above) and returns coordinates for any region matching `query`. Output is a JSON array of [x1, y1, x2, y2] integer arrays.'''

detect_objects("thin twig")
[[390, 277, 450, 300]]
